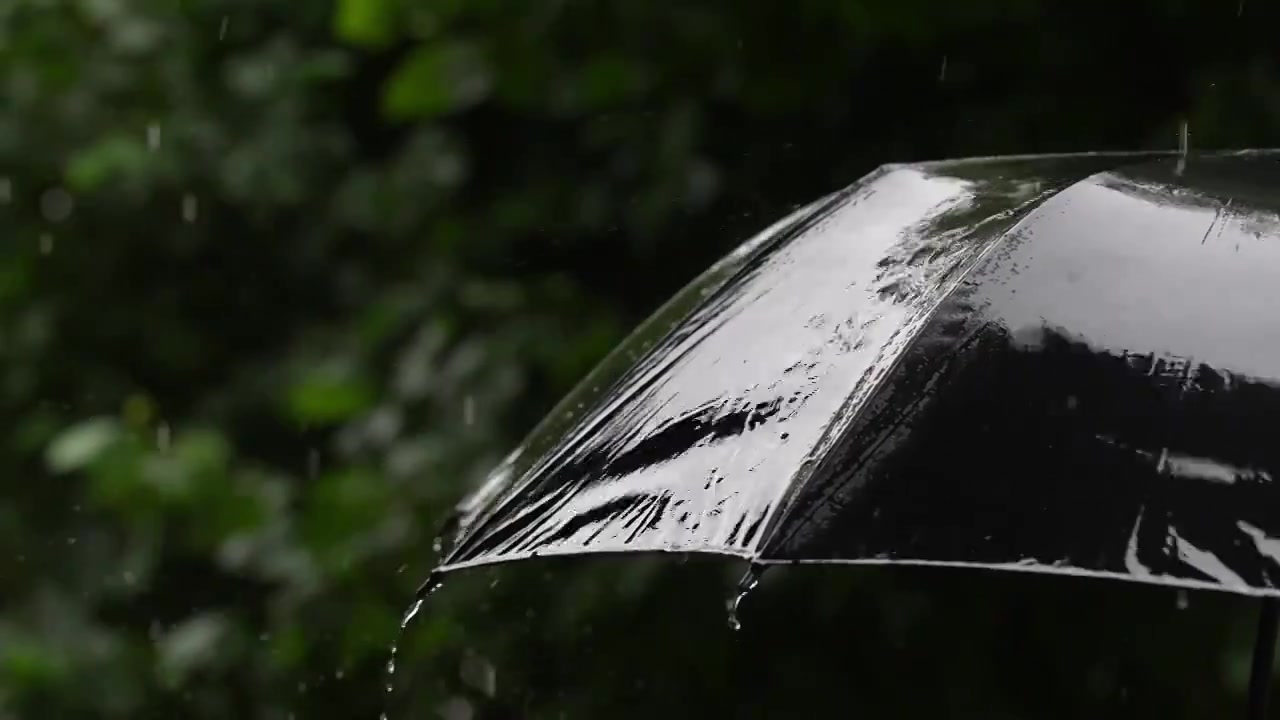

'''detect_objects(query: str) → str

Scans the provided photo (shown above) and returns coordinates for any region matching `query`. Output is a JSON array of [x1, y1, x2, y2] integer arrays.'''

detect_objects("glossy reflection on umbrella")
[[426, 150, 1280, 718]]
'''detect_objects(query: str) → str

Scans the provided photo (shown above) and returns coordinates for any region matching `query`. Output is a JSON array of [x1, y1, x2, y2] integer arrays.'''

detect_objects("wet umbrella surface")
[[424, 151, 1280, 716]]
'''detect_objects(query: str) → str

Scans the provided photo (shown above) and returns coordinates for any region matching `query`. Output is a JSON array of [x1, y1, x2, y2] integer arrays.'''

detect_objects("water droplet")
[[335, 669, 345, 680], [415, 572, 444, 600], [1176, 120, 1189, 177], [1176, 589, 1190, 610], [938, 55, 948, 82], [147, 123, 161, 151], [156, 422, 171, 453], [66, 536, 77, 545], [1239, 0, 1245, 16], [39, 234, 54, 255], [0, 177, 11, 203], [432, 536, 444, 553], [726, 562, 764, 631], [219, 15, 229, 39], [463, 395, 475, 426], [182, 194, 198, 223], [40, 187, 73, 223]]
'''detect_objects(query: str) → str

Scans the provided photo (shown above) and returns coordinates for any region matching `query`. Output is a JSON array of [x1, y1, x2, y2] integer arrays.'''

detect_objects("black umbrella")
[[426, 150, 1280, 718]]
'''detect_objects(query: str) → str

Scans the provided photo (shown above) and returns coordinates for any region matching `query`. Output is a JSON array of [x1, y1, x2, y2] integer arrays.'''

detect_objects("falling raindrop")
[[1176, 589, 1190, 610], [938, 55, 948, 83], [40, 187, 73, 223], [726, 562, 765, 631], [219, 15, 229, 40], [464, 395, 475, 426], [1238, 0, 1245, 16], [39, 234, 54, 256], [1176, 120, 1189, 177], [147, 123, 161, 152], [0, 177, 12, 204], [156, 422, 171, 453], [182, 194, 198, 223]]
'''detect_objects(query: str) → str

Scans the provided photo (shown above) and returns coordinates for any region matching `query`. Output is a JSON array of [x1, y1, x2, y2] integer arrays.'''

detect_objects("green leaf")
[[286, 369, 377, 424], [334, 0, 396, 48], [172, 430, 232, 477], [302, 466, 392, 566], [1, 637, 68, 688], [65, 135, 149, 192], [382, 41, 491, 120], [46, 417, 122, 474], [576, 55, 650, 108]]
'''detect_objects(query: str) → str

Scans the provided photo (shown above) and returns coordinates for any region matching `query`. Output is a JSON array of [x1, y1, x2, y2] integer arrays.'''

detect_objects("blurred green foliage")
[[3, 0, 1280, 717]]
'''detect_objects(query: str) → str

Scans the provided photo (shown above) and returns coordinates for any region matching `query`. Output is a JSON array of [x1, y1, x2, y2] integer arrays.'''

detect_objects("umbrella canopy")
[[414, 150, 1280, 717], [438, 150, 1280, 600]]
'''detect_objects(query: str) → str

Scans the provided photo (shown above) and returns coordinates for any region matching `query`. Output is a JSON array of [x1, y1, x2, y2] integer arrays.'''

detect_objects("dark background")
[[2, 0, 1278, 717]]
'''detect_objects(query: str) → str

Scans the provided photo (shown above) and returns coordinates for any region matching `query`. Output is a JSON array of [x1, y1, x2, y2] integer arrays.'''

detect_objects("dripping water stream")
[[726, 562, 765, 631], [381, 512, 462, 718], [379, 573, 444, 720]]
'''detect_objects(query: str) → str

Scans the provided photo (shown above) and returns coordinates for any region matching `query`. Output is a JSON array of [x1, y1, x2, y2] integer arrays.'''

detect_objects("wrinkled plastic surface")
[[441, 150, 1280, 598]]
